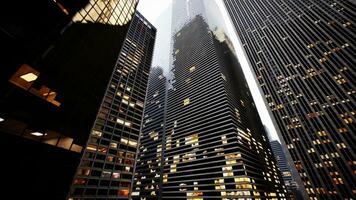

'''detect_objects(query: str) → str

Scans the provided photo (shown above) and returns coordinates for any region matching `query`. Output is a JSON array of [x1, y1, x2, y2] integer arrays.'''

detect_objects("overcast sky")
[[137, 0, 281, 141]]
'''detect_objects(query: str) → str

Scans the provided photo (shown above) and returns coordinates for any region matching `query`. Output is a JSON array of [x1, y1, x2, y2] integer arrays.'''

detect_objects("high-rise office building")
[[133, 0, 286, 199], [223, 0, 356, 199], [69, 11, 156, 199], [132, 67, 167, 199], [0, 0, 141, 199], [271, 140, 303, 199]]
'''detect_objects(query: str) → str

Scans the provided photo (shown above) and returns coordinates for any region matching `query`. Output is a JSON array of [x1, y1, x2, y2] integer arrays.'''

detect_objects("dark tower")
[[156, 0, 287, 199], [132, 67, 167, 199], [223, 0, 356, 199]]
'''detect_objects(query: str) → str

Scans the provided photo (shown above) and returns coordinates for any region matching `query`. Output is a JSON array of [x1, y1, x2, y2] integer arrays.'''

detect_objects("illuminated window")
[[175, 49, 180, 54], [20, 73, 38, 82], [136, 101, 144, 107], [91, 130, 102, 137], [319, 57, 327, 63], [183, 98, 190, 106], [110, 142, 118, 148], [234, 177, 250, 183], [124, 121, 132, 127], [117, 118, 125, 124], [118, 189, 129, 196], [221, 135, 227, 144], [163, 174, 168, 183], [9, 64, 40, 90], [170, 164, 177, 172], [125, 166, 130, 172], [338, 128, 348, 133], [101, 171, 111, 177], [185, 78, 192, 83], [185, 134, 199, 146], [73, 178, 86, 185], [86, 144, 97, 151], [107, 156, 114, 162], [112, 172, 120, 179], [189, 65, 196, 72], [77, 168, 91, 176], [120, 138, 137, 147]]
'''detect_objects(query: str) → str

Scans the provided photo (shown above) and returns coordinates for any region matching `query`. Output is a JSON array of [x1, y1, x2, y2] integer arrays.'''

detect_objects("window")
[[185, 78, 192, 84], [110, 142, 118, 148], [9, 64, 39, 90], [120, 138, 137, 147], [170, 164, 177, 172], [117, 118, 125, 124], [112, 172, 120, 179], [101, 171, 111, 178], [189, 65, 196, 72], [136, 101, 144, 107], [118, 189, 129, 196], [221, 135, 227, 144], [20, 73, 38, 82], [92, 130, 102, 137], [185, 134, 198, 146], [183, 98, 190, 106]]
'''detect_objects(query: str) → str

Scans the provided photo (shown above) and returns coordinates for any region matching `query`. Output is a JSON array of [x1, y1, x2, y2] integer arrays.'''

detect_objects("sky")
[[137, 0, 281, 141]]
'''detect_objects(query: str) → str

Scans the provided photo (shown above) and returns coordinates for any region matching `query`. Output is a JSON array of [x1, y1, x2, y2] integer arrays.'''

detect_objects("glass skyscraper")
[[69, 11, 156, 199], [223, 0, 356, 199]]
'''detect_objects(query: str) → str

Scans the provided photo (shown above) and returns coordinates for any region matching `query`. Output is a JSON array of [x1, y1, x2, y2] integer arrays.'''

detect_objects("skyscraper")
[[132, 67, 167, 199], [69, 11, 156, 199], [223, 0, 356, 199], [0, 0, 140, 199], [133, 0, 287, 199], [271, 140, 303, 199]]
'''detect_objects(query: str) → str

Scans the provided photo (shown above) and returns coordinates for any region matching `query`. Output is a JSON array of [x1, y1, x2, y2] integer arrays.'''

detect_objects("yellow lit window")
[[221, 135, 227, 144], [91, 130, 102, 137], [86, 144, 97, 151], [117, 118, 125, 125], [189, 65, 196, 72], [185, 134, 199, 146], [136, 101, 144, 107], [10, 64, 40, 89], [163, 174, 168, 183], [183, 98, 190, 106], [319, 57, 327, 63], [170, 164, 176, 172], [20, 73, 38, 82]]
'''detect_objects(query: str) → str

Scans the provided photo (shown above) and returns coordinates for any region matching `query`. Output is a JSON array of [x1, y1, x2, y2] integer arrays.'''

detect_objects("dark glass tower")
[[223, 0, 356, 199], [132, 67, 167, 199], [271, 140, 303, 199], [69, 12, 156, 199], [156, 0, 287, 199], [0, 0, 139, 199]]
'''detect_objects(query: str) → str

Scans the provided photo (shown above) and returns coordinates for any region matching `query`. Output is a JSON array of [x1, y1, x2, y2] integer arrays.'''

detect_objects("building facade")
[[271, 140, 303, 199], [69, 12, 156, 199], [223, 0, 356, 199], [132, 67, 167, 199], [136, 0, 287, 199], [0, 0, 140, 199]]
